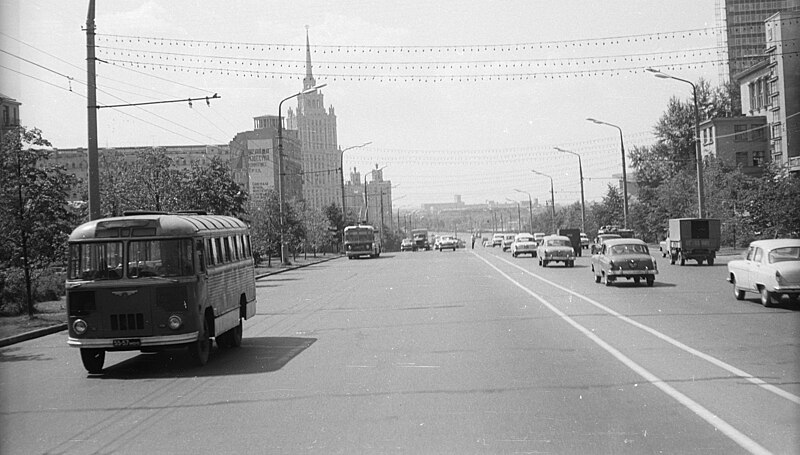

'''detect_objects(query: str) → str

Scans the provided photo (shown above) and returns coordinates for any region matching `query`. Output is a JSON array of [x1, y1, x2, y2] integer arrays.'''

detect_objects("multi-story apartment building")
[[735, 10, 800, 173], [716, 0, 800, 83], [230, 115, 303, 203], [343, 166, 393, 230], [286, 32, 342, 213], [700, 116, 769, 175]]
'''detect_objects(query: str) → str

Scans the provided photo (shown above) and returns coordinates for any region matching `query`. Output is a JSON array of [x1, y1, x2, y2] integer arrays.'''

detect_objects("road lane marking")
[[475, 253, 772, 455], [492, 253, 800, 406]]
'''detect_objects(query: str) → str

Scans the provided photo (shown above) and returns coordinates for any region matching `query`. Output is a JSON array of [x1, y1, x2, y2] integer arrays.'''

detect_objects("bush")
[[0, 267, 66, 316]]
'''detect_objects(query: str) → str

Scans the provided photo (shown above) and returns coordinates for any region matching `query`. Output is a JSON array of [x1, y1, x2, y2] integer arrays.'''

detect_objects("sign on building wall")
[[247, 139, 275, 201]]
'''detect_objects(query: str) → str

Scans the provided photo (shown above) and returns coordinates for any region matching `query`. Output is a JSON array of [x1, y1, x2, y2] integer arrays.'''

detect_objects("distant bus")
[[65, 211, 257, 374], [344, 225, 381, 259]]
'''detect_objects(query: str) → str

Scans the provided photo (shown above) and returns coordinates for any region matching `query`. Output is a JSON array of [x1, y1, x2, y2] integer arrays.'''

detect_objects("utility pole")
[[86, 0, 100, 220]]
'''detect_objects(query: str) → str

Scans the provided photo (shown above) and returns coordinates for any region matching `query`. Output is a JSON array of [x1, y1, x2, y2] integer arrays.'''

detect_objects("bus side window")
[[215, 238, 224, 264], [232, 236, 240, 261], [245, 235, 252, 258], [196, 239, 206, 273], [224, 237, 232, 262], [206, 238, 215, 266]]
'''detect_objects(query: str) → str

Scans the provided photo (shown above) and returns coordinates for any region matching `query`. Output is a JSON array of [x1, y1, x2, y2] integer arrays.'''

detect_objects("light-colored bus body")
[[65, 212, 256, 373], [344, 225, 381, 259]]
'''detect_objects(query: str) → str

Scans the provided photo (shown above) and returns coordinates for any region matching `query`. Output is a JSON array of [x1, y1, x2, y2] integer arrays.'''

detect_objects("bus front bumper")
[[68, 331, 199, 349]]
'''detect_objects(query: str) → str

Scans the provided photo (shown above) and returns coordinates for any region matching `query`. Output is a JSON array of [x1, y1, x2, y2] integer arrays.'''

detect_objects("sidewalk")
[[0, 254, 340, 348]]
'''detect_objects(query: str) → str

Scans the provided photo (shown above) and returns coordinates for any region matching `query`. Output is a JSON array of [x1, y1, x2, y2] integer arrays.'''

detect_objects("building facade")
[[230, 115, 303, 203], [700, 116, 769, 175], [735, 10, 800, 172], [1, 92, 21, 136], [343, 166, 393, 230], [286, 32, 341, 213], [716, 0, 800, 82]]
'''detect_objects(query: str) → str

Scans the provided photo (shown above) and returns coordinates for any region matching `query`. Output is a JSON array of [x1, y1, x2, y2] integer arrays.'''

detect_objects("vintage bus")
[[343, 225, 381, 259], [65, 211, 257, 373]]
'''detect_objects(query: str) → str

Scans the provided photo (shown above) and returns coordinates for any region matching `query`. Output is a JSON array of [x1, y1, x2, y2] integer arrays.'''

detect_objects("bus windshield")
[[129, 239, 194, 278], [68, 242, 124, 280], [67, 239, 194, 280], [345, 229, 374, 243]]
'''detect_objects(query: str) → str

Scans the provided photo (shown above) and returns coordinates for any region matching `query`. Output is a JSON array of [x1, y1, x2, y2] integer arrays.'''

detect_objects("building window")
[[734, 124, 748, 142], [772, 123, 782, 140], [753, 151, 765, 167], [748, 82, 755, 111], [750, 125, 765, 141], [736, 151, 749, 166]]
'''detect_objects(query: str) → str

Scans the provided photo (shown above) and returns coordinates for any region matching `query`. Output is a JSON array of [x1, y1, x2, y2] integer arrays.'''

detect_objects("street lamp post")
[[514, 189, 534, 233], [553, 147, 586, 233], [339, 141, 372, 223], [586, 118, 628, 229], [278, 83, 326, 266], [531, 169, 556, 233], [646, 68, 706, 218]]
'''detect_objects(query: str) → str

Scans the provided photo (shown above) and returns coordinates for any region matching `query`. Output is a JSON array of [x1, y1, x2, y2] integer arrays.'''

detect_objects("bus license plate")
[[112, 339, 141, 348]]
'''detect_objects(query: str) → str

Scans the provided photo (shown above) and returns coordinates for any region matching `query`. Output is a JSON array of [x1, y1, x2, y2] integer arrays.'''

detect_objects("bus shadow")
[[96, 336, 316, 379]]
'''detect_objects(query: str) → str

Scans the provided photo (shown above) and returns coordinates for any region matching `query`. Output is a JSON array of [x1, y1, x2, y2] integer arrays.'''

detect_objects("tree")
[[300, 205, 331, 257], [249, 190, 282, 266], [324, 203, 345, 252], [741, 165, 800, 238], [592, 184, 625, 229], [178, 156, 248, 216], [1, 126, 80, 315]]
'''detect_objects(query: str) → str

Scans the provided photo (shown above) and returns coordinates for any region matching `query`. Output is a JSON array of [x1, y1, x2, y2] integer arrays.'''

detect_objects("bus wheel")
[[189, 317, 211, 366], [80, 348, 105, 374]]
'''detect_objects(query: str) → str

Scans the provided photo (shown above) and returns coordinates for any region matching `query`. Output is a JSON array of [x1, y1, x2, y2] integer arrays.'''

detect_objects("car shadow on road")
[[93, 336, 316, 379], [603, 281, 678, 288]]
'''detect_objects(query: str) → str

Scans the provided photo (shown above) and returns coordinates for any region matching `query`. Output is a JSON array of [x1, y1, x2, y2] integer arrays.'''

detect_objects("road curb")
[[255, 255, 340, 280], [0, 323, 67, 348]]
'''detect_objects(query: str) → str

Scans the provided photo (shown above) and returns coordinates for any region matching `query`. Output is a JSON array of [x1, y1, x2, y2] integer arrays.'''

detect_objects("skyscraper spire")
[[303, 26, 316, 90]]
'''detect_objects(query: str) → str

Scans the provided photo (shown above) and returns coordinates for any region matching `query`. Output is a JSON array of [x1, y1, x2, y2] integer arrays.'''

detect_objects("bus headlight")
[[168, 315, 183, 330], [73, 319, 88, 335]]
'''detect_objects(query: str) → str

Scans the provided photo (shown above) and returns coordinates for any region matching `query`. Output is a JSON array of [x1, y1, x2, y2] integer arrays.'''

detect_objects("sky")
[[0, 0, 723, 209]]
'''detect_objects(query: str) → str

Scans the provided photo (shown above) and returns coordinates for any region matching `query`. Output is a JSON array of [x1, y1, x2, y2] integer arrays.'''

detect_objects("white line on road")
[[475, 253, 773, 455], [495, 253, 800, 406]]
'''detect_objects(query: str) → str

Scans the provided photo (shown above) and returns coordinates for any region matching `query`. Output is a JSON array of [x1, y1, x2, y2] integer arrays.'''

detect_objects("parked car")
[[502, 233, 516, 251], [591, 238, 657, 286], [511, 233, 537, 258], [438, 236, 458, 251], [400, 238, 415, 252], [590, 234, 621, 254], [537, 235, 576, 267], [492, 233, 504, 248], [727, 239, 800, 307], [580, 233, 590, 249]]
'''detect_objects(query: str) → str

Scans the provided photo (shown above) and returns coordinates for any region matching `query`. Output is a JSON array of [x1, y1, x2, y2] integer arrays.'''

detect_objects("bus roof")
[[69, 213, 249, 241], [344, 225, 375, 231]]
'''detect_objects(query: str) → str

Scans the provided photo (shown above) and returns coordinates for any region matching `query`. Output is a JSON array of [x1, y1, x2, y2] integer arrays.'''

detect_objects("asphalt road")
[[1, 246, 798, 454]]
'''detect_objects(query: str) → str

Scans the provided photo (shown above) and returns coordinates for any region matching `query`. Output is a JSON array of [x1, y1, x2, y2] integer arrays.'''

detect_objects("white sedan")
[[727, 239, 800, 307], [511, 233, 537, 257]]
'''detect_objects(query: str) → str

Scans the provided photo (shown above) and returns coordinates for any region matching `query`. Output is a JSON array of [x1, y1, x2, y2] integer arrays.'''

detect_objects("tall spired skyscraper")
[[286, 30, 341, 212], [716, 0, 800, 82]]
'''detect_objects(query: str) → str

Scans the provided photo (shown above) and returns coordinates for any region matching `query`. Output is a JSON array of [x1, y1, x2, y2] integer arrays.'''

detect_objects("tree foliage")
[[1, 127, 81, 314]]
